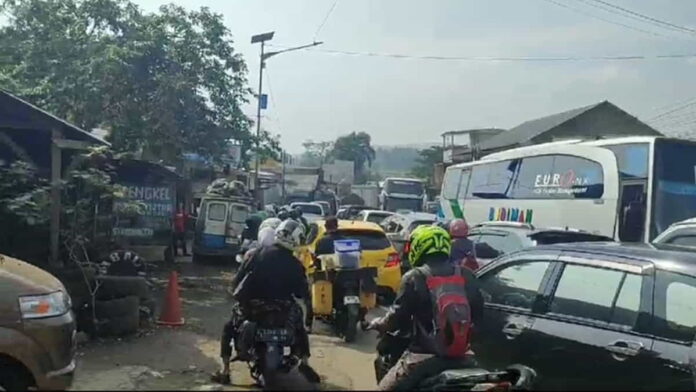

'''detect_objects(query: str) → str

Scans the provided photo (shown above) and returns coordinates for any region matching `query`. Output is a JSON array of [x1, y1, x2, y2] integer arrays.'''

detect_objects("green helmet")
[[408, 225, 452, 267]]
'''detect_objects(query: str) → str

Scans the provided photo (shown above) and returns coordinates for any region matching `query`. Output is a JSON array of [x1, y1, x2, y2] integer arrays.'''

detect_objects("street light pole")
[[250, 31, 323, 206], [254, 39, 266, 207]]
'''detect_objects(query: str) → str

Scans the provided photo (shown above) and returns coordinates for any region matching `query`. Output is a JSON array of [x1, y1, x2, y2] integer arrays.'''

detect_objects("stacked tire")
[[91, 250, 156, 337]]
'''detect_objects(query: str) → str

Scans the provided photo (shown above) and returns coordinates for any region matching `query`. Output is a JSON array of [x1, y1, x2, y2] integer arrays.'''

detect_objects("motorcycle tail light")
[[386, 252, 400, 268]]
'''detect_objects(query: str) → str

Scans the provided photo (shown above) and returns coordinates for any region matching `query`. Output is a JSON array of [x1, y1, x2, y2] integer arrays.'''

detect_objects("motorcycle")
[[311, 254, 378, 343], [232, 300, 300, 389], [365, 323, 536, 391]]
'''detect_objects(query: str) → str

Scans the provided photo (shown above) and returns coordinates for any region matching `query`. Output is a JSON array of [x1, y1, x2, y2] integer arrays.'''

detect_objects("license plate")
[[256, 328, 290, 343], [225, 237, 238, 245], [344, 296, 360, 305]]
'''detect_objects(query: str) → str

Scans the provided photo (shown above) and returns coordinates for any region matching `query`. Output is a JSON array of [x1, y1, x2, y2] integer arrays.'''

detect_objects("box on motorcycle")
[[311, 278, 333, 316]]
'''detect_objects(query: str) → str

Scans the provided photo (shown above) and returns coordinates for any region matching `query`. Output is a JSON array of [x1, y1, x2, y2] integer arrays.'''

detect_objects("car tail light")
[[404, 241, 411, 254], [386, 252, 400, 268]]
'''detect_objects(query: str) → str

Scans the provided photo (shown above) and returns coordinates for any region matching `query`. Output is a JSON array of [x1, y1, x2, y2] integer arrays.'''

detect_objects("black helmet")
[[278, 210, 290, 221]]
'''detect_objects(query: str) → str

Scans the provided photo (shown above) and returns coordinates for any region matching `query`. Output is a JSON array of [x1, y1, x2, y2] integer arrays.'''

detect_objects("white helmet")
[[259, 217, 282, 232], [275, 219, 306, 251]]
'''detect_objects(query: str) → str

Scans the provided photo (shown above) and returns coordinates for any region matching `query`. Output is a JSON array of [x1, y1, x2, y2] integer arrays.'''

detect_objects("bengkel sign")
[[534, 170, 590, 195]]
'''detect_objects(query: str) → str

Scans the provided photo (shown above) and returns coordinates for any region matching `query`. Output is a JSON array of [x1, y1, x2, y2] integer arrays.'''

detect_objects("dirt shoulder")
[[70, 260, 379, 391]]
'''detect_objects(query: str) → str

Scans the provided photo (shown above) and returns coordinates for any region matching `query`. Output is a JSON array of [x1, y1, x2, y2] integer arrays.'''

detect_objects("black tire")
[[100, 250, 146, 277], [261, 346, 281, 390], [96, 276, 150, 301], [343, 304, 359, 343], [0, 361, 34, 390], [95, 296, 140, 319], [101, 310, 140, 336], [95, 296, 140, 336]]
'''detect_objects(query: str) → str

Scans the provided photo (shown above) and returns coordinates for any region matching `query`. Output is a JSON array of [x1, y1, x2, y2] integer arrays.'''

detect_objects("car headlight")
[[19, 291, 70, 319]]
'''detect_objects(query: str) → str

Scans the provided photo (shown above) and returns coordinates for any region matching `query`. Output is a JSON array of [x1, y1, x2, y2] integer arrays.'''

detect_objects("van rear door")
[[202, 200, 228, 249], [226, 204, 250, 244]]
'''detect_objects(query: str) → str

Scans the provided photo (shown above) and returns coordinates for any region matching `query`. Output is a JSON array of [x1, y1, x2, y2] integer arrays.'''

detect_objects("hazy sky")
[[132, 0, 696, 153]]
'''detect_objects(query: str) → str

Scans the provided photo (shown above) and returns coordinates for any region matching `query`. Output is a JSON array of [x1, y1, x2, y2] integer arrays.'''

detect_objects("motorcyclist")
[[212, 220, 320, 385], [369, 225, 484, 391], [448, 218, 479, 271], [290, 207, 310, 234]]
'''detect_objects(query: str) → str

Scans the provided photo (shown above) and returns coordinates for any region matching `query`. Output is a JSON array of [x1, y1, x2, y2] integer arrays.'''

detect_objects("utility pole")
[[251, 31, 323, 206]]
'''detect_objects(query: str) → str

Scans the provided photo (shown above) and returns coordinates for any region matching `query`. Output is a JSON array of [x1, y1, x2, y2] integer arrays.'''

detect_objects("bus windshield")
[[385, 197, 422, 212], [652, 139, 696, 238], [386, 180, 423, 195]]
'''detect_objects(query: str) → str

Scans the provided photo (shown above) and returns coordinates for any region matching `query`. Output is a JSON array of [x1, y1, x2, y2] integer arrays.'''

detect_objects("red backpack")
[[417, 265, 472, 358]]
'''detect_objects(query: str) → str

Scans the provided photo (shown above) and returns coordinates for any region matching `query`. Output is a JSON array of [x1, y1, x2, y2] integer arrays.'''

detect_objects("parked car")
[[653, 217, 696, 250], [354, 210, 395, 225], [380, 212, 437, 269], [0, 254, 76, 390], [469, 221, 614, 267], [298, 220, 402, 303], [290, 202, 324, 223], [473, 242, 696, 390]]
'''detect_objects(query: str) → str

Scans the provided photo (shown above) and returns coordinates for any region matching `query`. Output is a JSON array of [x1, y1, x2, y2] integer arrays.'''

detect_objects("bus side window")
[[442, 168, 462, 200], [457, 169, 471, 199]]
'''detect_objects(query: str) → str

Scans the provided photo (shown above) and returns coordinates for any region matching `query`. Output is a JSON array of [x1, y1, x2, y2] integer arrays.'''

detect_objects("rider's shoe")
[[210, 371, 231, 385]]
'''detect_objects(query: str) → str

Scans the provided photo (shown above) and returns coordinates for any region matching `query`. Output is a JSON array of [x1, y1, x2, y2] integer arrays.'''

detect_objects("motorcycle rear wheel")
[[342, 304, 359, 343]]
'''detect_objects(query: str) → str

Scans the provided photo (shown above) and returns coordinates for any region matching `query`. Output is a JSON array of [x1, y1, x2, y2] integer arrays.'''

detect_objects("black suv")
[[473, 242, 696, 390]]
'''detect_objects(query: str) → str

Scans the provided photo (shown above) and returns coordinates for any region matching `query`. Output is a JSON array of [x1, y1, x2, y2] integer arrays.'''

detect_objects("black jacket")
[[233, 244, 310, 303], [379, 254, 484, 354], [315, 231, 343, 256]]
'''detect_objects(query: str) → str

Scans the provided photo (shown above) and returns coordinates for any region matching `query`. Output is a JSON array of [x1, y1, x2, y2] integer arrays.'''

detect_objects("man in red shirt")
[[173, 204, 189, 256]]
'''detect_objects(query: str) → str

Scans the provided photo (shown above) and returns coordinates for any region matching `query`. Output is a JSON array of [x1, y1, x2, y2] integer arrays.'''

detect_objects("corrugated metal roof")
[[0, 89, 108, 145], [478, 102, 605, 151]]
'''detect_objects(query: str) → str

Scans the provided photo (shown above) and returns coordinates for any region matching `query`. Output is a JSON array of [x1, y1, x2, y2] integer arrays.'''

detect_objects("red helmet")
[[449, 218, 469, 238]]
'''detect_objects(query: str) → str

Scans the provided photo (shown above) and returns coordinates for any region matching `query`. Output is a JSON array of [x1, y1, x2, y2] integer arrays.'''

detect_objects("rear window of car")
[[530, 232, 613, 245], [366, 213, 391, 224], [407, 220, 435, 233], [336, 230, 391, 250]]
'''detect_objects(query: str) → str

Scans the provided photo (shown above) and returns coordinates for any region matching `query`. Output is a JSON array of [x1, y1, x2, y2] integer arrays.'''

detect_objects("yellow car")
[[298, 220, 402, 301]]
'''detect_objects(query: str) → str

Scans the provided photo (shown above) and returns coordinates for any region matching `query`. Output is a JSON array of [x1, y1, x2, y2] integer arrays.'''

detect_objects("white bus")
[[439, 137, 696, 242]]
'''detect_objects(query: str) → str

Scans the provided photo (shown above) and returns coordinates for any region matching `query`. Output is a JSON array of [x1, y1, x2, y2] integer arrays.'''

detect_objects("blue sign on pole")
[[260, 94, 268, 110]]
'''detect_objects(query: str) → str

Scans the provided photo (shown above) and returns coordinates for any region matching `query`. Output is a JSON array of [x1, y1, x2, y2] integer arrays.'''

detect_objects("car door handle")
[[502, 323, 526, 340], [605, 340, 643, 359]]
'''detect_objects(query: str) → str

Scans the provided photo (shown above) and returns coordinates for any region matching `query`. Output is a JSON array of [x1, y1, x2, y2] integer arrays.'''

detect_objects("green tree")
[[300, 140, 334, 166], [0, 0, 274, 166], [410, 145, 443, 183], [331, 132, 376, 183]]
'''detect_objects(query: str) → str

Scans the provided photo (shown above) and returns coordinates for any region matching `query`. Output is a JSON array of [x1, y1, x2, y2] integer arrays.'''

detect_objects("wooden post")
[[50, 129, 63, 268]]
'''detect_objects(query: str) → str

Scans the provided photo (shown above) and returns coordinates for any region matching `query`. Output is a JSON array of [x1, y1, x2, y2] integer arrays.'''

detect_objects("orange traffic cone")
[[157, 271, 185, 326]]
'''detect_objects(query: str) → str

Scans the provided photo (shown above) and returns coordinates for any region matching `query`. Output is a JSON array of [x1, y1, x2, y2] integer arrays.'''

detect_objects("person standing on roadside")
[[173, 203, 189, 256]]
